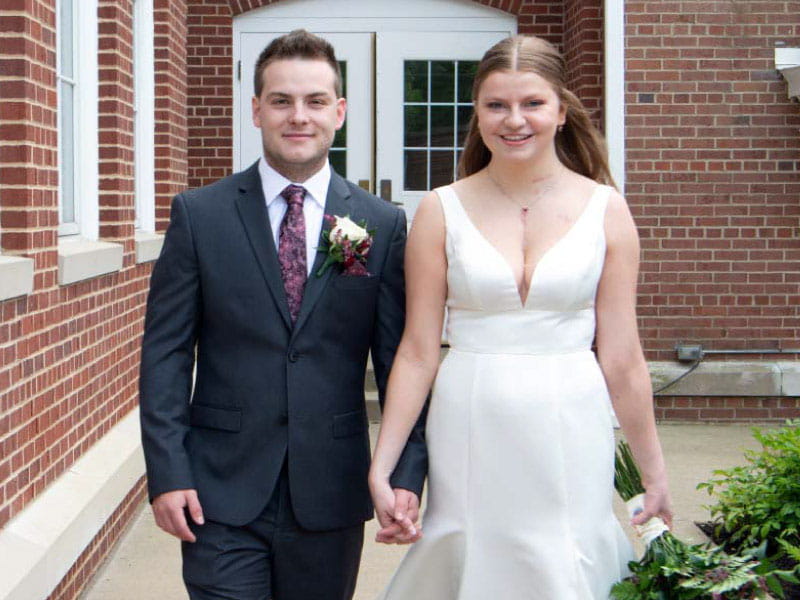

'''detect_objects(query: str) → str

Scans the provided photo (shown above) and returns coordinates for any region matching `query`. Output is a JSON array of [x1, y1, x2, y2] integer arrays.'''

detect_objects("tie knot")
[[281, 184, 306, 207]]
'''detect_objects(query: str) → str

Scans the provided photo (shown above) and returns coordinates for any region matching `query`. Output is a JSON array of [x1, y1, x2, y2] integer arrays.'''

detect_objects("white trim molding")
[[775, 47, 800, 99], [0, 410, 145, 600]]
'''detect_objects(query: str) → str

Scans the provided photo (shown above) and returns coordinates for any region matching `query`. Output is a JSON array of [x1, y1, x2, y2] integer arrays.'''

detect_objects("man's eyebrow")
[[265, 91, 333, 99]]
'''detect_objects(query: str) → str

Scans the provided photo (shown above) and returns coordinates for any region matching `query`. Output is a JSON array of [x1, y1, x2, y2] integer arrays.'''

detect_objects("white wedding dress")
[[378, 184, 633, 599]]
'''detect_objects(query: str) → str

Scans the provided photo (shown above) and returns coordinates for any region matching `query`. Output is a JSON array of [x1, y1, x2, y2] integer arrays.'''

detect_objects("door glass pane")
[[430, 61, 454, 103], [457, 61, 477, 103], [404, 106, 427, 147], [430, 151, 454, 189], [402, 60, 477, 191], [404, 61, 428, 102], [404, 150, 427, 191], [331, 61, 347, 176], [430, 106, 454, 147]]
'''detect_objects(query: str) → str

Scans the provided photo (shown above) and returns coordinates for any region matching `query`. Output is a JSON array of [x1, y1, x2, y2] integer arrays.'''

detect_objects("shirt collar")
[[258, 157, 330, 209]]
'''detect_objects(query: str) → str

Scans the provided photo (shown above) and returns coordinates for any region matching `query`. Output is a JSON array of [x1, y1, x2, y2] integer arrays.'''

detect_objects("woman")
[[369, 35, 672, 598]]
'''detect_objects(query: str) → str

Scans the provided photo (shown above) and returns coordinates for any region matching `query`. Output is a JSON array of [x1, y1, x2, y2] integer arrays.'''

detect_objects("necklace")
[[486, 166, 564, 222]]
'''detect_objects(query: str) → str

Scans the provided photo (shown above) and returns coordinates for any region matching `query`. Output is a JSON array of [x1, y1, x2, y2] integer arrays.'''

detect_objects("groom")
[[139, 30, 427, 599]]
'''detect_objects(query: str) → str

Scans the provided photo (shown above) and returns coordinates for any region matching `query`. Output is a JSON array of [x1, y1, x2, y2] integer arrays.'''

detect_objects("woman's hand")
[[632, 482, 673, 529]]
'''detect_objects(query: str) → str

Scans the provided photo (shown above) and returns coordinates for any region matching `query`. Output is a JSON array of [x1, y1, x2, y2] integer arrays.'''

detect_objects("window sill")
[[0, 255, 35, 301], [57, 239, 123, 285], [134, 230, 164, 264]]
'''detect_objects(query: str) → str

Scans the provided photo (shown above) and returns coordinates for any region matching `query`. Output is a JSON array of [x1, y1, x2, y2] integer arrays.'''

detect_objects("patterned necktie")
[[278, 184, 307, 323]]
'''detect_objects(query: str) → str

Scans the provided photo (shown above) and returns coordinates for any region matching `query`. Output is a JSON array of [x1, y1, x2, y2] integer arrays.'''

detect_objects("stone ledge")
[[134, 231, 164, 264], [58, 239, 123, 285], [0, 410, 145, 600], [0, 255, 34, 301], [650, 360, 798, 397]]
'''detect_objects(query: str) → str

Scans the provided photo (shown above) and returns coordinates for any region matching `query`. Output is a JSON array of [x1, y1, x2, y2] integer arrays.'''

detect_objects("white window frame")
[[133, 0, 155, 233], [57, 0, 99, 239]]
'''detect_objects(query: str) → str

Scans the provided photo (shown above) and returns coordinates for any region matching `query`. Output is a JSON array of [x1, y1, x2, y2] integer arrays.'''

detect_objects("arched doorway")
[[233, 0, 516, 218]]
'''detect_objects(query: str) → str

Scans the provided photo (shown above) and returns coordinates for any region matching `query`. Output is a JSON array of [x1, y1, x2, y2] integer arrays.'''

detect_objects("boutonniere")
[[316, 214, 375, 277]]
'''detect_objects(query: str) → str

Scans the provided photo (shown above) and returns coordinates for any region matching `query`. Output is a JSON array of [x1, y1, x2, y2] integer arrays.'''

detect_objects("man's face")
[[252, 58, 346, 182]]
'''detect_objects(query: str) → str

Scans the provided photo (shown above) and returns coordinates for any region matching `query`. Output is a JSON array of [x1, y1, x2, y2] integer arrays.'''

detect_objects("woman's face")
[[475, 69, 566, 165]]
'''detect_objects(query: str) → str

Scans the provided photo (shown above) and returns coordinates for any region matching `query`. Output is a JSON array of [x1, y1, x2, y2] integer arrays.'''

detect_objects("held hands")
[[370, 477, 422, 544], [151, 489, 204, 542]]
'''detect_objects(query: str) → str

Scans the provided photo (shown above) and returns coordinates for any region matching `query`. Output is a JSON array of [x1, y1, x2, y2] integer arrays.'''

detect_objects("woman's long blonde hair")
[[457, 35, 615, 186]]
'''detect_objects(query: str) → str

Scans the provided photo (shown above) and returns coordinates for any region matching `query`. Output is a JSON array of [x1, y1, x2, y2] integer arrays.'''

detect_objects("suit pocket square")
[[332, 409, 367, 438], [190, 403, 242, 432]]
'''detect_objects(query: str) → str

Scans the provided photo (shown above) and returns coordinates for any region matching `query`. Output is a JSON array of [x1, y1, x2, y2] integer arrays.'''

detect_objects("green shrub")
[[698, 420, 800, 556]]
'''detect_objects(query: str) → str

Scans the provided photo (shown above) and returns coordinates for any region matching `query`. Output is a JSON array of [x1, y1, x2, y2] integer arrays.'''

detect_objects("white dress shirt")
[[258, 157, 330, 276]]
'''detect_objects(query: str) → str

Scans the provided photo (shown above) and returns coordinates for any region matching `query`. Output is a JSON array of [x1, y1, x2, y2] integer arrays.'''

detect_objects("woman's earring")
[[557, 124, 564, 133]]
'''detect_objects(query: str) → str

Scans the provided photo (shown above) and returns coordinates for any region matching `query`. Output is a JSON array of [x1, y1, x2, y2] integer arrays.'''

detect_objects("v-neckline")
[[448, 184, 601, 308]]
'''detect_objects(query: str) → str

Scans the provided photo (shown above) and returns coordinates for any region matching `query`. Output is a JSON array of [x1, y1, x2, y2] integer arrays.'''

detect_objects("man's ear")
[[335, 97, 347, 130], [252, 95, 261, 127]]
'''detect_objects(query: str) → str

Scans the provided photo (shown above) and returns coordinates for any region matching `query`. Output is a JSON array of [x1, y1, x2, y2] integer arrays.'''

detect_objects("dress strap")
[[433, 185, 464, 233]]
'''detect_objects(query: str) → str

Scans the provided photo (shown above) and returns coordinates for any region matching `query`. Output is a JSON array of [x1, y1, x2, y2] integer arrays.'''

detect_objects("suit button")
[[288, 350, 299, 362]]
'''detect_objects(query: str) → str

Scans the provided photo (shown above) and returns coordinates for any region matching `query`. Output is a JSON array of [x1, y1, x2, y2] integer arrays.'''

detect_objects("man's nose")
[[289, 102, 310, 123]]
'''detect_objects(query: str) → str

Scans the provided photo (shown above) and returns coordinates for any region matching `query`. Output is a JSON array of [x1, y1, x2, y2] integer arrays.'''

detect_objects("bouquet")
[[611, 440, 798, 599]]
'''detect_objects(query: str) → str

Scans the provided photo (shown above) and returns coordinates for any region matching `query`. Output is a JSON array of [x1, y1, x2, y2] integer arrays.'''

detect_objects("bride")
[[368, 34, 673, 599]]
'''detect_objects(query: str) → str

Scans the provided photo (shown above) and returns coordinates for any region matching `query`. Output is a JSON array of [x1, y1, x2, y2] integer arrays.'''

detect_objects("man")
[[140, 30, 427, 600]]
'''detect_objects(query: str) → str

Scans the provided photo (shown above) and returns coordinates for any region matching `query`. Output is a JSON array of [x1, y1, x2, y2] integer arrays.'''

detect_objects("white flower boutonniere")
[[317, 214, 375, 277]]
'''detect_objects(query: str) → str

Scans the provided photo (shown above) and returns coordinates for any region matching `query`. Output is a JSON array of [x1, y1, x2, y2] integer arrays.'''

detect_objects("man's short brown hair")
[[253, 29, 343, 98]]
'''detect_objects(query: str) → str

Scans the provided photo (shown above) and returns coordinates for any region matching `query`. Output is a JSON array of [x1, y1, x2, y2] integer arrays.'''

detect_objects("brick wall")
[[154, 0, 188, 230], [563, 0, 605, 123], [0, 0, 189, 597], [626, 0, 800, 361]]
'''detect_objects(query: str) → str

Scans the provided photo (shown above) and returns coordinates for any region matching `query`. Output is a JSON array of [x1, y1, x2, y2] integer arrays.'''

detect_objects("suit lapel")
[[234, 162, 293, 331], [291, 172, 352, 339]]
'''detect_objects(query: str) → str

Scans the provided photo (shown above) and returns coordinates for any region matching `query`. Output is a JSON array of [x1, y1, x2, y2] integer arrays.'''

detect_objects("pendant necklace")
[[487, 166, 564, 223]]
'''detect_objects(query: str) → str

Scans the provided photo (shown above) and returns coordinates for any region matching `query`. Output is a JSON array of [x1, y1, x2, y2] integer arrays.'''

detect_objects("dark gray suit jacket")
[[139, 162, 427, 530]]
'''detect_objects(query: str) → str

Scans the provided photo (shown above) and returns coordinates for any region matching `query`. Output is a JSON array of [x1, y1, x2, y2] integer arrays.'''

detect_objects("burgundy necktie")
[[278, 184, 307, 323]]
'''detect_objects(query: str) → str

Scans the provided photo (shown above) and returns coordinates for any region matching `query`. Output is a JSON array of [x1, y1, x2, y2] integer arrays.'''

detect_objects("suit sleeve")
[[370, 208, 429, 497], [139, 193, 201, 501]]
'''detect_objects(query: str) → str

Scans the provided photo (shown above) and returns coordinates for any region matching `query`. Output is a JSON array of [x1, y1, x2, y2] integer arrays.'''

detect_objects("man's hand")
[[151, 489, 204, 542], [375, 488, 422, 545]]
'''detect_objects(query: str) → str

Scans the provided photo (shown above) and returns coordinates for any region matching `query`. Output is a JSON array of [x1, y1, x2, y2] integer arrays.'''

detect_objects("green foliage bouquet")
[[611, 441, 798, 599]]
